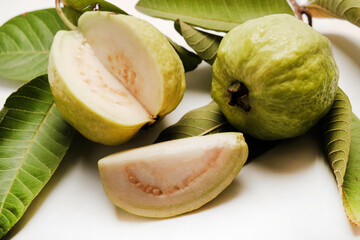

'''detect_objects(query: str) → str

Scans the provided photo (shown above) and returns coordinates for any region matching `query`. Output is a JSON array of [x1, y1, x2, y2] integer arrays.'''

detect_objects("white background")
[[1, 1, 360, 239]]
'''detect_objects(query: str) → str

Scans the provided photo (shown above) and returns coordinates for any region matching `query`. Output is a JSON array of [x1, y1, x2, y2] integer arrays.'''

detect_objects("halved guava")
[[48, 12, 185, 145], [98, 132, 248, 218]]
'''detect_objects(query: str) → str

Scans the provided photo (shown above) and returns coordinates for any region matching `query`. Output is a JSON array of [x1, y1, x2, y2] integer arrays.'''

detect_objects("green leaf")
[[0, 75, 75, 238], [321, 88, 352, 188], [63, 0, 128, 15], [342, 113, 360, 226], [167, 38, 202, 72], [307, 0, 360, 27], [319, 88, 360, 225], [136, 0, 294, 32], [0, 9, 67, 81], [156, 101, 276, 160], [174, 19, 222, 65], [62, 6, 83, 26], [156, 102, 234, 142], [60, 1, 127, 28]]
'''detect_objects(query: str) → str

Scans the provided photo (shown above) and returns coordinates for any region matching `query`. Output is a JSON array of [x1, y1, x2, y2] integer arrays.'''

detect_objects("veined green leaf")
[[0, 9, 67, 81], [156, 102, 234, 142], [321, 88, 352, 188], [156, 101, 276, 160], [0, 75, 75, 238], [167, 38, 202, 72], [62, 6, 83, 26], [307, 0, 360, 27], [342, 114, 360, 226], [63, 0, 127, 15], [174, 19, 222, 65], [319, 88, 360, 225], [136, 0, 294, 32]]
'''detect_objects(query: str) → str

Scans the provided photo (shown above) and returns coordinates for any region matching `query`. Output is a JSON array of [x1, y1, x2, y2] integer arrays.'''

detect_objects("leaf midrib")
[[0, 102, 55, 217]]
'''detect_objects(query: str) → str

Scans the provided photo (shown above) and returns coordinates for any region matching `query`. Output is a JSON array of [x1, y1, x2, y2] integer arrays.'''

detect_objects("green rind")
[[211, 14, 339, 140], [321, 88, 352, 188], [78, 12, 186, 118], [174, 19, 222, 65], [136, 0, 294, 32], [342, 114, 360, 226], [0, 76, 74, 238], [0, 9, 67, 81]]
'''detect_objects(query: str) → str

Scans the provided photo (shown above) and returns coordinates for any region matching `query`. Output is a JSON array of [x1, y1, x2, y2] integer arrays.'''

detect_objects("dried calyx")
[[227, 81, 250, 112]]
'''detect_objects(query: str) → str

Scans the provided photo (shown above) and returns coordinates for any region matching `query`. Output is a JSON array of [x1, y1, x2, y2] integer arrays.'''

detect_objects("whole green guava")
[[211, 14, 339, 140]]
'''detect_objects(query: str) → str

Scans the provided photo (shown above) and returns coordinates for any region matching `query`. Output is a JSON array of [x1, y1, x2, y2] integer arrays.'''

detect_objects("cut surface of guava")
[[51, 30, 150, 124], [98, 132, 248, 218], [48, 12, 185, 145], [78, 13, 162, 116]]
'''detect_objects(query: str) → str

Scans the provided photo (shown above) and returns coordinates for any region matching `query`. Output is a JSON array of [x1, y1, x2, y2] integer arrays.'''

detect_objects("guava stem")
[[55, 0, 78, 30], [289, 0, 312, 26]]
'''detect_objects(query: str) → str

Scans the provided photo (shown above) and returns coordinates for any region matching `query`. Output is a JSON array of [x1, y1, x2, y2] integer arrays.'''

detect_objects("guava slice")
[[48, 12, 185, 145], [98, 132, 248, 218]]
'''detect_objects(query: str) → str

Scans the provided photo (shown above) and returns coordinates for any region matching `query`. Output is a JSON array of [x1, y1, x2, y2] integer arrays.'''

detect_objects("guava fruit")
[[211, 14, 339, 140], [98, 132, 248, 218], [48, 11, 185, 145]]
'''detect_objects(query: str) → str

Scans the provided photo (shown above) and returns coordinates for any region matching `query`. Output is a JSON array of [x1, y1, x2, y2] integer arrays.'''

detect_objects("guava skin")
[[98, 132, 248, 218], [48, 12, 185, 145], [211, 14, 339, 140]]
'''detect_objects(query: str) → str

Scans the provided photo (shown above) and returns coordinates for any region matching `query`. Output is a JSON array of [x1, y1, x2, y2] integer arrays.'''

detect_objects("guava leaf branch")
[[306, 0, 360, 27]]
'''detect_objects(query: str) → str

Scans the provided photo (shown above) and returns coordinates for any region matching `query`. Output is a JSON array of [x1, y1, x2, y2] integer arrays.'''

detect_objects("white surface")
[[1, 1, 360, 239]]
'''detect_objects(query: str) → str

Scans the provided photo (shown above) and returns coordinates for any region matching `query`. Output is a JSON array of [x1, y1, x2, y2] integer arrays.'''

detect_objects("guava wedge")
[[48, 12, 185, 145], [98, 132, 248, 218]]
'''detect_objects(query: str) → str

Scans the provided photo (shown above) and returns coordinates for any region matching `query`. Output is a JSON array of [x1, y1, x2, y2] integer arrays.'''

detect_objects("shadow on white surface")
[[0, 77, 24, 90], [184, 63, 212, 93], [253, 132, 319, 174]]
